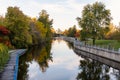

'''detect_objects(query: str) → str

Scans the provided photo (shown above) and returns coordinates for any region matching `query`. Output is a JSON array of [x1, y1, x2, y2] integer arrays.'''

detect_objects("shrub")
[[0, 43, 9, 72]]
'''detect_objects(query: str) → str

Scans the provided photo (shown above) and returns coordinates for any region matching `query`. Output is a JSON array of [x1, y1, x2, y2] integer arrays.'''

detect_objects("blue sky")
[[0, 0, 120, 30]]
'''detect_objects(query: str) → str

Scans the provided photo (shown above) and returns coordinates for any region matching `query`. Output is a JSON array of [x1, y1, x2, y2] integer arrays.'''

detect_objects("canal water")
[[18, 38, 120, 80]]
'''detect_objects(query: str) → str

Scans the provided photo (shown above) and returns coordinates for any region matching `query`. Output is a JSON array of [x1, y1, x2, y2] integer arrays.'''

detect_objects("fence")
[[63, 37, 120, 62]]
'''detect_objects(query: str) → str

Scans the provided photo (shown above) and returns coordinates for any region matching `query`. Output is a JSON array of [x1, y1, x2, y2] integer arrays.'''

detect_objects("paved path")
[[0, 49, 27, 80]]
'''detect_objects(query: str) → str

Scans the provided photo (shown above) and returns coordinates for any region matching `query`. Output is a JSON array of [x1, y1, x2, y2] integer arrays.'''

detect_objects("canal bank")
[[0, 49, 27, 80], [64, 37, 120, 62]]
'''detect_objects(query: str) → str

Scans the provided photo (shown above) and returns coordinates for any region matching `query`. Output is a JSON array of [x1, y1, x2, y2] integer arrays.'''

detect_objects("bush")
[[0, 43, 9, 72]]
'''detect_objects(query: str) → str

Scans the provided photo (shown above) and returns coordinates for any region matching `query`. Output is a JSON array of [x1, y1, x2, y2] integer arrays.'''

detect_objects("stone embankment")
[[64, 37, 120, 62]]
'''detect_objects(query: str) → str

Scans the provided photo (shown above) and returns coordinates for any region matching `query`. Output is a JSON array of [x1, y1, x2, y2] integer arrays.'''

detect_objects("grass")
[[87, 40, 120, 50], [0, 44, 9, 72]]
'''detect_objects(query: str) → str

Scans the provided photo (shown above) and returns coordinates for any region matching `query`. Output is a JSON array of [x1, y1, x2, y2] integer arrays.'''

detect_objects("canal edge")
[[13, 49, 27, 80]]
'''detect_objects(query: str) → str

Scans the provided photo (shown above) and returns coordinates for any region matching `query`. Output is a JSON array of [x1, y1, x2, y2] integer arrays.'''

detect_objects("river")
[[18, 38, 120, 80]]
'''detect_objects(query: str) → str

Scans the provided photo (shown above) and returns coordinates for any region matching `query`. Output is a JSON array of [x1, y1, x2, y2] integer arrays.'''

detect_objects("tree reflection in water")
[[76, 57, 110, 80], [18, 41, 52, 80], [66, 41, 74, 49]]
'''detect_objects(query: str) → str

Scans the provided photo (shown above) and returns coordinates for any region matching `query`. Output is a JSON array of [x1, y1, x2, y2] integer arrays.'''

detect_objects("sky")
[[0, 0, 120, 31]]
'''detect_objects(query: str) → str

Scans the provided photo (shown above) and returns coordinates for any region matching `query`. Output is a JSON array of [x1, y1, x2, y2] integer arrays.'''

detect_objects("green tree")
[[30, 18, 48, 44], [67, 25, 77, 37], [35, 21, 47, 41], [5, 6, 32, 48], [77, 2, 112, 45], [38, 10, 53, 40]]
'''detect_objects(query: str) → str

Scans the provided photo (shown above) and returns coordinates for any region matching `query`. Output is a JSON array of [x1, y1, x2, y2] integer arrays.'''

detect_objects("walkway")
[[0, 49, 27, 80]]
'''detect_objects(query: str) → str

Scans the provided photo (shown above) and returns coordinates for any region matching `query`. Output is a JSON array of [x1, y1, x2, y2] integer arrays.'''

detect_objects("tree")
[[67, 25, 77, 37], [38, 10, 53, 40], [63, 29, 69, 36], [99, 26, 109, 39], [74, 30, 80, 38], [51, 27, 56, 37], [0, 26, 10, 46], [105, 23, 117, 39], [5, 6, 32, 48], [30, 10, 53, 45], [35, 21, 47, 41], [0, 26, 9, 35], [77, 2, 112, 45]]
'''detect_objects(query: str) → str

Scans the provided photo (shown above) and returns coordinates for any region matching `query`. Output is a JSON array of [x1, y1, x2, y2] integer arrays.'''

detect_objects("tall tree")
[[38, 10, 53, 40], [77, 2, 112, 45], [5, 7, 32, 48]]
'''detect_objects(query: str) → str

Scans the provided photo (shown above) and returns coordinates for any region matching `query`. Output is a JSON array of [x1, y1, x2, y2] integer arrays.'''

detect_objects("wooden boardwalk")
[[0, 49, 27, 80]]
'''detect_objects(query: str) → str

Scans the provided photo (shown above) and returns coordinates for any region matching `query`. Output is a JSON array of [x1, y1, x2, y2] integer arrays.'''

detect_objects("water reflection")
[[18, 39, 120, 80], [53, 37, 74, 49], [66, 41, 74, 49], [77, 58, 110, 80], [18, 41, 52, 80]]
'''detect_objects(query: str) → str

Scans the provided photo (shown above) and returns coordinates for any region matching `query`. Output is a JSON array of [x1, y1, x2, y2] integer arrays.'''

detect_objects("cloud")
[[0, 0, 120, 30], [105, 0, 120, 26]]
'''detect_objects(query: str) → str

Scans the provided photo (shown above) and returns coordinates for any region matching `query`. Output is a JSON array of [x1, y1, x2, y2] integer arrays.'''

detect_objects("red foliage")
[[0, 26, 10, 35]]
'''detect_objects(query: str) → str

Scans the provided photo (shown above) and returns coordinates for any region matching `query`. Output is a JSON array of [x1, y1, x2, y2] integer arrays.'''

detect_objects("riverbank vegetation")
[[76, 2, 112, 45], [62, 2, 120, 50], [0, 44, 9, 72], [82, 22, 120, 50], [0, 7, 53, 49], [63, 25, 80, 38], [0, 7, 53, 71], [0, 25, 10, 72], [1, 1, 120, 72]]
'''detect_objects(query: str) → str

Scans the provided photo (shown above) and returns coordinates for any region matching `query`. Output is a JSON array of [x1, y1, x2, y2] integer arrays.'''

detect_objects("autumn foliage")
[[0, 26, 10, 35]]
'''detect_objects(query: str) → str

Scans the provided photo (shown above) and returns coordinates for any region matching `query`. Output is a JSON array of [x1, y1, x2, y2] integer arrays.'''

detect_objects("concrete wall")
[[74, 45, 120, 62], [63, 37, 120, 62], [74, 49, 120, 70]]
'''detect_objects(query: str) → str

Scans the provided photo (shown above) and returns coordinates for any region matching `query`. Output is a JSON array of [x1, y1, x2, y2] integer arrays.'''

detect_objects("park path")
[[0, 49, 27, 80]]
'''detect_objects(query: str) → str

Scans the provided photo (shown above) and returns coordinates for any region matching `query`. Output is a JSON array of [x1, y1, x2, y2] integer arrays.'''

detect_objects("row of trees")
[[63, 25, 80, 37], [62, 2, 116, 45], [106, 23, 120, 40], [0, 7, 53, 48]]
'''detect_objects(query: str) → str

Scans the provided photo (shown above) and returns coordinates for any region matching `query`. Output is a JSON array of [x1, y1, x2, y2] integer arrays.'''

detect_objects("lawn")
[[87, 40, 120, 50]]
